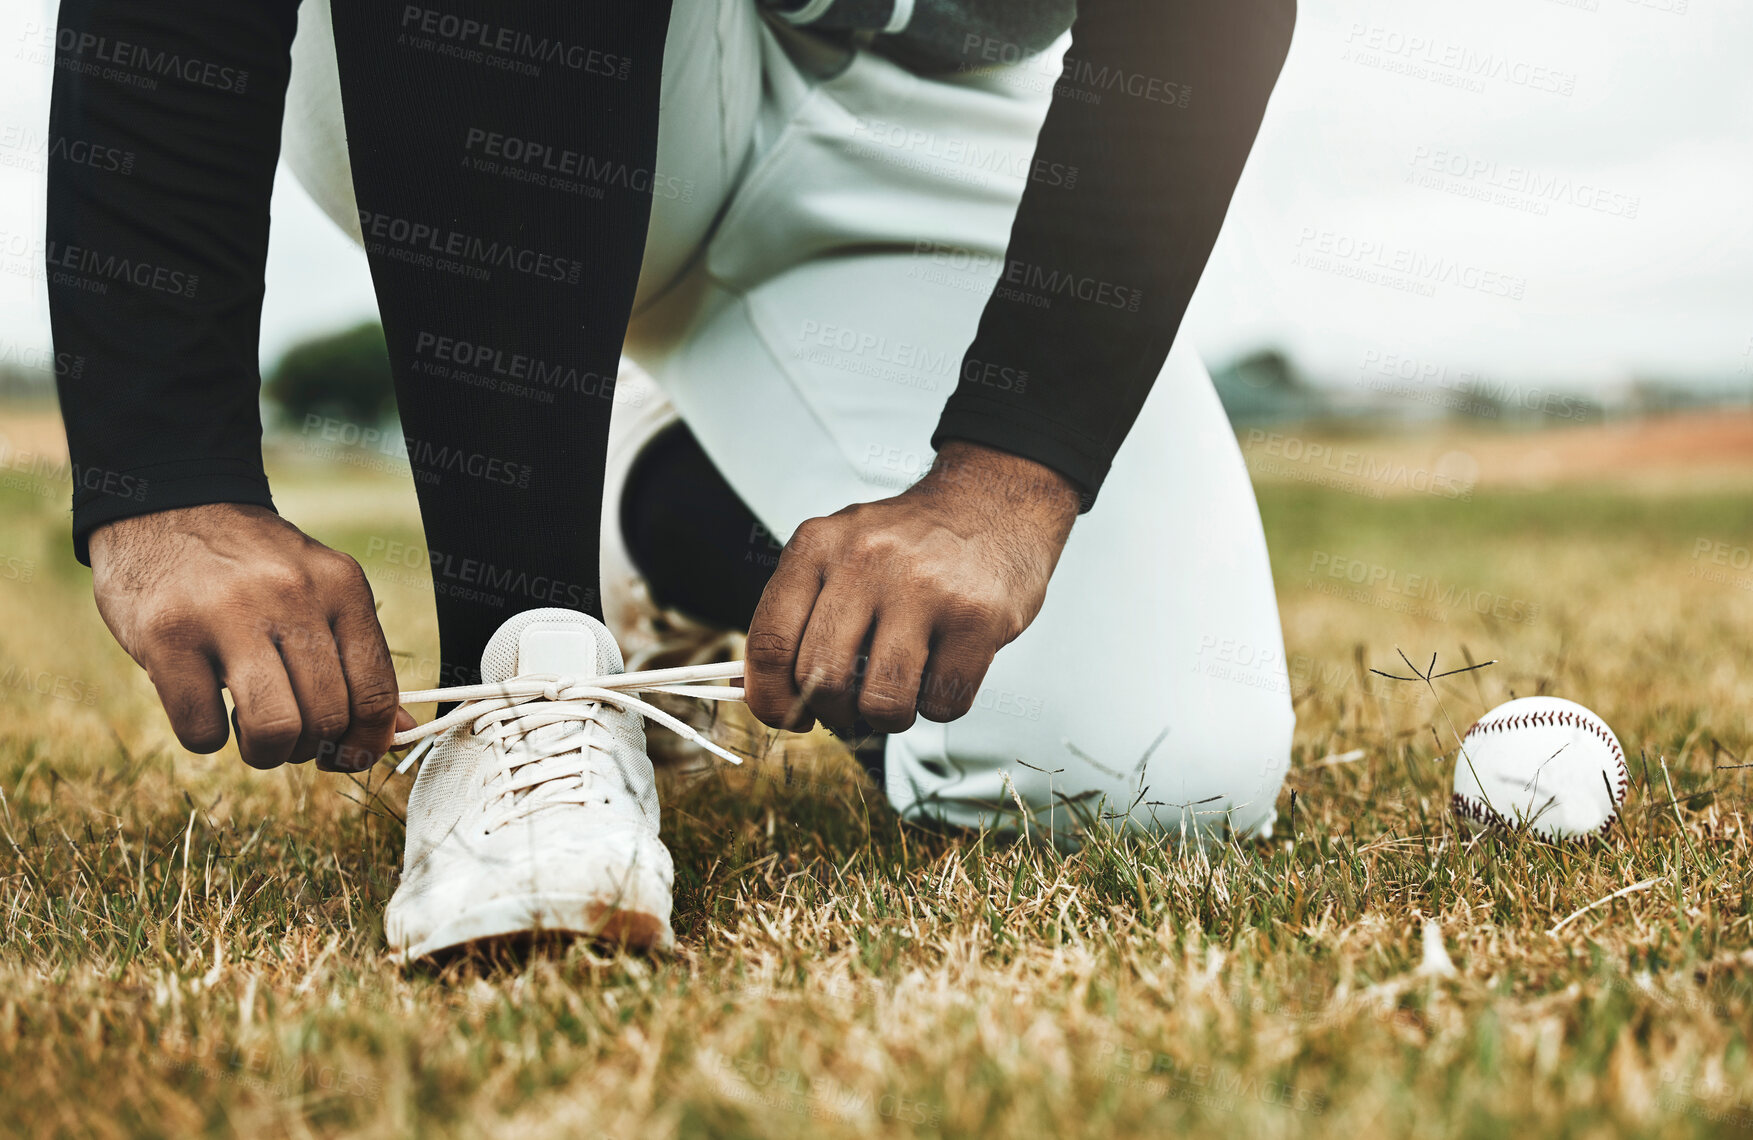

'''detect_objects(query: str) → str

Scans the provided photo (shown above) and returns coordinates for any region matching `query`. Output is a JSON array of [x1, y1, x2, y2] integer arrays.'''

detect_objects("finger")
[[324, 571, 400, 772], [143, 645, 230, 754], [857, 613, 931, 734], [745, 529, 826, 732], [215, 634, 304, 770], [276, 624, 351, 767], [916, 634, 999, 724], [793, 584, 876, 732]]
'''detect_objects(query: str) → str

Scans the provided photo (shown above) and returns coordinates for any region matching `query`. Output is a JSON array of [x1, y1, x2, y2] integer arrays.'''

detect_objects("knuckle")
[[312, 709, 351, 740], [858, 687, 914, 723], [350, 686, 399, 725], [786, 518, 827, 554], [242, 714, 303, 749], [793, 516, 835, 541], [249, 562, 317, 602], [744, 631, 798, 670], [849, 530, 899, 564], [320, 550, 370, 589], [905, 564, 955, 598], [787, 517, 850, 565], [798, 667, 854, 697], [140, 606, 205, 651], [863, 653, 916, 692], [796, 653, 857, 696], [942, 595, 1006, 632]]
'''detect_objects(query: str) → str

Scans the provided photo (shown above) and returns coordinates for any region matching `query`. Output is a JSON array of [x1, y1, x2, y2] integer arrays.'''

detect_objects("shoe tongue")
[[479, 608, 625, 684]]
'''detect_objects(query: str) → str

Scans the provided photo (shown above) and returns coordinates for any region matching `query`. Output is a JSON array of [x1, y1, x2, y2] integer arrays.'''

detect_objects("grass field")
[[4, 404, 1753, 1138]]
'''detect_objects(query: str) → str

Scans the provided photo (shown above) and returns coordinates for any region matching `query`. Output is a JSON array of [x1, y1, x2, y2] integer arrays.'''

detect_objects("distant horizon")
[[6, 316, 1751, 404]]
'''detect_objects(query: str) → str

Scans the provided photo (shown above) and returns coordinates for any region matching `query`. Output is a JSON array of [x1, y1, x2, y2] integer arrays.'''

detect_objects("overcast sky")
[[4, 0, 1751, 394]]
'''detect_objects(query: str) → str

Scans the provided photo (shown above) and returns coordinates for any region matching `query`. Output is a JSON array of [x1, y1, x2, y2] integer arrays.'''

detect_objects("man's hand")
[[744, 441, 1082, 734], [89, 503, 408, 771]]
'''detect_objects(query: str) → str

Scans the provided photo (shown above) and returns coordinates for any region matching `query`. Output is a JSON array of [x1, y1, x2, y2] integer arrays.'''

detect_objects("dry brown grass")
[[3, 406, 1753, 1138]]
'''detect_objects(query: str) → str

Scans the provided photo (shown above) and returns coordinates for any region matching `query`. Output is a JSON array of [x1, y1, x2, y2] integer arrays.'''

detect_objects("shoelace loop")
[[387, 663, 746, 828]]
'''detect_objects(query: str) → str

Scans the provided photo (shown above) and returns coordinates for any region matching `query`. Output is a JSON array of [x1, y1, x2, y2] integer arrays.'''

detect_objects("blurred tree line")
[[263, 320, 396, 428], [1, 322, 396, 428]]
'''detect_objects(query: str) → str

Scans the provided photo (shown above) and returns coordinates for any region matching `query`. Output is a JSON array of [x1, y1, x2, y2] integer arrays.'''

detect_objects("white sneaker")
[[382, 608, 744, 959]]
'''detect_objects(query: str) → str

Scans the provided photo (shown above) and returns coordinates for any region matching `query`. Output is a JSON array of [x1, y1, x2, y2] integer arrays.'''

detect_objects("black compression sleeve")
[[326, 3, 674, 682], [47, 0, 298, 564], [933, 0, 1296, 506]]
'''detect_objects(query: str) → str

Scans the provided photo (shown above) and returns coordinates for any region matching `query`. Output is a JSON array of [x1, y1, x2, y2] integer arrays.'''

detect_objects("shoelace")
[[387, 661, 747, 829]]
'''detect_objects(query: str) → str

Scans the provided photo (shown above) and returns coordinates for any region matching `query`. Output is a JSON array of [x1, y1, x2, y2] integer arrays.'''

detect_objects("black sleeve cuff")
[[70, 458, 275, 565], [931, 399, 1106, 512]]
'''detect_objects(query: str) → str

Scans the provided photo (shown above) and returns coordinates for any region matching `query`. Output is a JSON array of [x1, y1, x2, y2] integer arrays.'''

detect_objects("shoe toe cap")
[[386, 823, 674, 957]]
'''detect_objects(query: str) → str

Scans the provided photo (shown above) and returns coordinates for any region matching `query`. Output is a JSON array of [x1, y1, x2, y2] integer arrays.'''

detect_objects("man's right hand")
[[89, 503, 407, 772]]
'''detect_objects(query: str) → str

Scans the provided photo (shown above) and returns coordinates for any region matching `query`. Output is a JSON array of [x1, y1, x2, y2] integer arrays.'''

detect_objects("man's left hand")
[[744, 440, 1082, 734]]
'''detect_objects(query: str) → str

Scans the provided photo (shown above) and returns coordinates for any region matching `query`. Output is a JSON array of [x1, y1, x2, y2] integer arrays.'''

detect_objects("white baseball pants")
[[283, 0, 1294, 840]]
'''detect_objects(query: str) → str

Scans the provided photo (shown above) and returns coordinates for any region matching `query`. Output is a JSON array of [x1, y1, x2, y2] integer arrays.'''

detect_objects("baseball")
[[1451, 696, 1628, 840]]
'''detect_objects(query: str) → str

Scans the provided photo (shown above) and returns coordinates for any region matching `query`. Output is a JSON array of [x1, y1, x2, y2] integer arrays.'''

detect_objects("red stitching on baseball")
[[1455, 704, 1629, 836]]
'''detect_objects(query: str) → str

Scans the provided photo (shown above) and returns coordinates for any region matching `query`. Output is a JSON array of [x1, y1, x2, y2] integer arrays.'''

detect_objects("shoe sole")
[[390, 893, 675, 961]]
